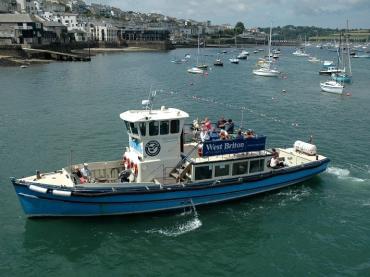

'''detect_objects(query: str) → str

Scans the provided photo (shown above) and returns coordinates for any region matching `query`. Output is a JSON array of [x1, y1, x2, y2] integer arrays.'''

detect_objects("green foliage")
[[258, 25, 344, 40], [234, 22, 245, 35]]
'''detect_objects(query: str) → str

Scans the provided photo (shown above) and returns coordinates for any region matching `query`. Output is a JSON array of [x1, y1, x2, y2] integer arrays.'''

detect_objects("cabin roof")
[[120, 107, 189, 122]]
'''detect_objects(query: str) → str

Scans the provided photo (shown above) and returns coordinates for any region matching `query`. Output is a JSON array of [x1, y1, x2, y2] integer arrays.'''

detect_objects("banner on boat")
[[202, 136, 266, 157]]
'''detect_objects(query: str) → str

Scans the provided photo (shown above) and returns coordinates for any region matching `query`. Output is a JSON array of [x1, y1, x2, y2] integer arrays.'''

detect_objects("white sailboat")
[[253, 24, 280, 77], [188, 34, 205, 74], [320, 80, 344, 94]]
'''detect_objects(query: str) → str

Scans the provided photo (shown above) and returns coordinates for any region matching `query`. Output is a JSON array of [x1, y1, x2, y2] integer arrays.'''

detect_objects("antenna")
[[142, 86, 157, 113]]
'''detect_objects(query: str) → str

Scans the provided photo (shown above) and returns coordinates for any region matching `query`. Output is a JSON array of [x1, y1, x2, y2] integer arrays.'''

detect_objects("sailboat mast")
[[197, 33, 200, 65], [346, 20, 352, 76], [268, 24, 272, 62]]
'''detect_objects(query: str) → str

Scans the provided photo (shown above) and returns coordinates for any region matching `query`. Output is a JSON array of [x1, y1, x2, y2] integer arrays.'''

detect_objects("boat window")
[[215, 164, 230, 177], [195, 165, 213, 180], [160, 121, 169, 135], [149, 121, 159, 136], [139, 122, 146, 136], [170, 120, 180, 134], [130, 122, 138, 135], [249, 159, 265, 173], [232, 161, 249, 175], [124, 121, 132, 134]]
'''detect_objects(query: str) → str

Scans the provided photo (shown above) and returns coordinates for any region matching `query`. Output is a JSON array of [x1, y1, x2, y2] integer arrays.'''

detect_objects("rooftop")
[[0, 13, 34, 23], [120, 107, 189, 122]]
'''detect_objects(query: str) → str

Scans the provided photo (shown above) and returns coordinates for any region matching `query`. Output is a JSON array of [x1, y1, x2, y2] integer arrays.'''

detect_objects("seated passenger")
[[236, 130, 244, 140], [245, 129, 255, 139], [220, 129, 229, 140], [80, 163, 92, 181], [200, 128, 210, 142], [270, 150, 284, 168], [224, 119, 234, 134], [202, 117, 212, 131], [209, 128, 219, 140], [217, 116, 227, 129]]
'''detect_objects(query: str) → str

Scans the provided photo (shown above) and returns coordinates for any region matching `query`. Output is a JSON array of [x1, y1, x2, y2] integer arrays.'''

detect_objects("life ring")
[[197, 146, 203, 157]]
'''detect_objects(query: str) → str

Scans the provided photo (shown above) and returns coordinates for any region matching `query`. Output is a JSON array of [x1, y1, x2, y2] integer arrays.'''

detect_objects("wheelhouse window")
[[170, 120, 180, 134], [249, 159, 265, 173], [195, 165, 213, 180], [149, 121, 159, 136], [232, 161, 249, 176], [130, 122, 139, 135], [139, 122, 146, 136], [160, 121, 169, 135], [215, 164, 230, 177], [124, 121, 131, 134]]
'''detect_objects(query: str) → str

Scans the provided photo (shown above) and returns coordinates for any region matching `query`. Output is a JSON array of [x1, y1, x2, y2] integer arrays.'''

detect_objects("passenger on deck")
[[245, 129, 255, 139], [202, 117, 212, 131], [236, 130, 244, 140], [200, 128, 210, 142], [217, 116, 227, 129], [209, 128, 219, 140], [220, 129, 229, 140], [73, 166, 83, 178], [81, 163, 92, 180], [270, 149, 284, 168], [224, 119, 234, 134]]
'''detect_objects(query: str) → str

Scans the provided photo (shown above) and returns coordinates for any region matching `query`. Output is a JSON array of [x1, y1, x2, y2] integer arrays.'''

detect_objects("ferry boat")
[[11, 96, 330, 217]]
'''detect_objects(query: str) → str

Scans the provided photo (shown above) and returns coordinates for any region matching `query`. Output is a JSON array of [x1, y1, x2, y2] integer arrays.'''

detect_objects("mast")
[[197, 33, 200, 66], [268, 23, 272, 62], [346, 20, 352, 76]]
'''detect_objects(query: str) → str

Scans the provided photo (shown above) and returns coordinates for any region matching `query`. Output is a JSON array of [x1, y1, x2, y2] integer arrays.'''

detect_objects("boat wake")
[[146, 207, 202, 237], [326, 167, 366, 182], [277, 187, 312, 206]]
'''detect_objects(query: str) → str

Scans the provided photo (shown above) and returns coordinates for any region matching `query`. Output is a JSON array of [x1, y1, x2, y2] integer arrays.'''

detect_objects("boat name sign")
[[202, 137, 266, 157]]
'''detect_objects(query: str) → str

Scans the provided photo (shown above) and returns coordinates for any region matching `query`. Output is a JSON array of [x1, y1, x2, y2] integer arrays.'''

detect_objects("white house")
[[90, 23, 118, 42]]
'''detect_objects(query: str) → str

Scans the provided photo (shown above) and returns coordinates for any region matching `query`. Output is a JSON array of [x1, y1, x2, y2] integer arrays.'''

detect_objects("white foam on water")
[[146, 216, 202, 237], [326, 167, 366, 183], [326, 167, 350, 177]]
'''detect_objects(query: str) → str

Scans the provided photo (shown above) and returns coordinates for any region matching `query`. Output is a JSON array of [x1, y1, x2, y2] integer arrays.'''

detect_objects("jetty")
[[22, 48, 91, 62]]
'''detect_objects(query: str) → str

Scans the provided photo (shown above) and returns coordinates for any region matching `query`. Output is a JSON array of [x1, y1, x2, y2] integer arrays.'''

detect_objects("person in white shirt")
[[80, 163, 91, 180], [200, 129, 210, 142]]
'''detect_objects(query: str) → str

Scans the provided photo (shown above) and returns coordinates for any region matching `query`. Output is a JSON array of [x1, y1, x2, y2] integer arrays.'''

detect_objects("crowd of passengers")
[[195, 116, 256, 142]]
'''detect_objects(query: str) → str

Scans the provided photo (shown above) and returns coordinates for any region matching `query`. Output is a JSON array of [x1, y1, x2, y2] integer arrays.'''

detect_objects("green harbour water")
[[1, 47, 370, 276]]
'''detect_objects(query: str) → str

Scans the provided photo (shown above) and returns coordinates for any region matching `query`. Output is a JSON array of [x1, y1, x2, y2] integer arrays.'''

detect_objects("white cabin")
[[120, 106, 189, 182]]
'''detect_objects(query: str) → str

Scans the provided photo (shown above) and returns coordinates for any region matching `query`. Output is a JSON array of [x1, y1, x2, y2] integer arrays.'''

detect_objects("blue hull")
[[12, 161, 329, 217], [332, 75, 352, 83]]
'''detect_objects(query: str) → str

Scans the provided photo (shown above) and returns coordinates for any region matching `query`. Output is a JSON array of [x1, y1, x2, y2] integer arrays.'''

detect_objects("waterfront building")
[[120, 27, 170, 42], [16, 0, 37, 14], [0, 0, 17, 13], [42, 20, 67, 42], [90, 23, 118, 42], [0, 13, 43, 45]]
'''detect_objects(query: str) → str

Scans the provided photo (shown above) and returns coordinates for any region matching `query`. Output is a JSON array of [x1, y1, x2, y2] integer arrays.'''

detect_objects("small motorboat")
[[237, 50, 249, 59], [320, 80, 344, 94], [187, 67, 204, 74], [319, 66, 343, 75], [214, 59, 223, 66], [196, 64, 208, 69], [229, 58, 239, 64], [253, 67, 280, 77], [308, 57, 320, 63]]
